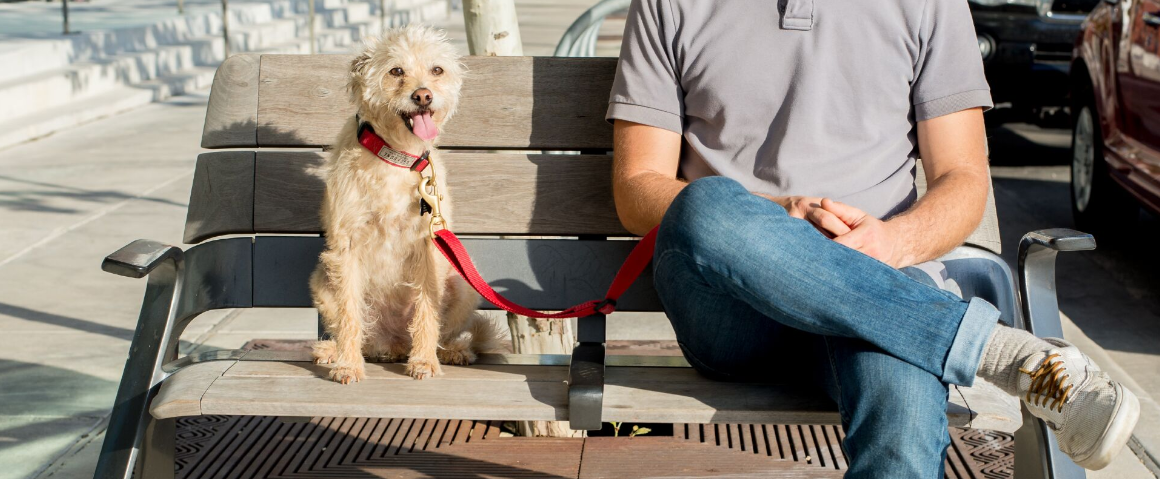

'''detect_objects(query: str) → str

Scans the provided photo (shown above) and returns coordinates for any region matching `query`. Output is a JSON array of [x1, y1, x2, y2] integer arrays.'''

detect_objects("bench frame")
[[92, 54, 1091, 479]]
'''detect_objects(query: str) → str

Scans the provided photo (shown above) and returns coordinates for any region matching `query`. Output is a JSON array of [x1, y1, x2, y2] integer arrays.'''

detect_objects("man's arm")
[[611, 120, 685, 236], [613, 120, 855, 237], [824, 107, 991, 268]]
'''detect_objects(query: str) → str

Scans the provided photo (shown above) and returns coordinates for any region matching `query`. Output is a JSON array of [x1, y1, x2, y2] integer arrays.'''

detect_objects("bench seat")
[[151, 351, 1021, 433]]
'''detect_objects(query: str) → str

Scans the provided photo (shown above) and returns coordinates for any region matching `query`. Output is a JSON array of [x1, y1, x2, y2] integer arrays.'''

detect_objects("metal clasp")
[[418, 171, 446, 238]]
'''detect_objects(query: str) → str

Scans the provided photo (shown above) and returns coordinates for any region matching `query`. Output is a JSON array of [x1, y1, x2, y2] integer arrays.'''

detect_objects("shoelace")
[[1020, 353, 1074, 413]]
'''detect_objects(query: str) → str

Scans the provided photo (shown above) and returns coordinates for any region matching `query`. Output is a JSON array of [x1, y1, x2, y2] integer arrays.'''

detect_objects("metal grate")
[[172, 416, 1013, 478]]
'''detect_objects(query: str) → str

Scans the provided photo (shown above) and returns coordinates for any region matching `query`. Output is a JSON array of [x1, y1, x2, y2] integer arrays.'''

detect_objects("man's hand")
[[820, 199, 911, 268], [758, 194, 851, 238]]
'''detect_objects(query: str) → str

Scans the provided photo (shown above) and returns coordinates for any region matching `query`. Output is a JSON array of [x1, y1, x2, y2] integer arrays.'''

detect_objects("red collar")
[[357, 122, 430, 172]]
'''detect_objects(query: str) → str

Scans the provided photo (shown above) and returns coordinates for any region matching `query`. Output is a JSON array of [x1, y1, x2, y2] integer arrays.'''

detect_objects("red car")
[[1071, 0, 1160, 232]]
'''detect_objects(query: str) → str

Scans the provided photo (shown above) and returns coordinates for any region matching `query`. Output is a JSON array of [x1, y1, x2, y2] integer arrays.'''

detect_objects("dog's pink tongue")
[[410, 111, 438, 141]]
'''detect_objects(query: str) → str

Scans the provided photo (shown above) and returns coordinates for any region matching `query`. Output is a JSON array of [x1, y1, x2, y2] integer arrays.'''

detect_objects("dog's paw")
[[406, 358, 443, 380], [329, 363, 365, 384], [437, 347, 476, 366], [312, 340, 337, 365]]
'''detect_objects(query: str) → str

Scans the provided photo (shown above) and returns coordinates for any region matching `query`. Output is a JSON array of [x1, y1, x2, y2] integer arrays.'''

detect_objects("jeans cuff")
[[941, 298, 1000, 386]]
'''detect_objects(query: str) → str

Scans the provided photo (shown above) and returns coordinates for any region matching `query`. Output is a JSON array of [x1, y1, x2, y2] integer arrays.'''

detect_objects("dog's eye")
[[389, 67, 404, 77], [431, 66, 444, 76]]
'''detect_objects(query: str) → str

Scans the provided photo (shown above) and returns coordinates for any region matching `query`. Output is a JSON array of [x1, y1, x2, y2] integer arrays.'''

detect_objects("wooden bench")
[[93, 54, 1093, 479]]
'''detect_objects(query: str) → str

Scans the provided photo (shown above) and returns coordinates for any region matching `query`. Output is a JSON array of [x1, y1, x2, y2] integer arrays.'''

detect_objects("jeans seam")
[[654, 249, 846, 338], [822, 337, 851, 425]]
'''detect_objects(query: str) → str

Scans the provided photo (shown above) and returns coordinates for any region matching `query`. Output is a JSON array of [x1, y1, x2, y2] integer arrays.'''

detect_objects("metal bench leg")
[[138, 417, 176, 479], [568, 313, 606, 431], [1014, 229, 1094, 479]]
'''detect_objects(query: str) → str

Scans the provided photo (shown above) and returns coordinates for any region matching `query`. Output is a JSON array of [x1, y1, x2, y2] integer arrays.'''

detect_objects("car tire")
[[1070, 103, 1138, 236]]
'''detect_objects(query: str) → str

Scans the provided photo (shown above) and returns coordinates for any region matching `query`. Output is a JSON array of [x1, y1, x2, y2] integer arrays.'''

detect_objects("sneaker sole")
[[1073, 383, 1140, 470]]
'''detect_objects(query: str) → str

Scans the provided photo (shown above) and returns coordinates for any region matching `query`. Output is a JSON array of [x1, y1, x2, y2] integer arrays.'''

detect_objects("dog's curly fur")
[[310, 25, 499, 383]]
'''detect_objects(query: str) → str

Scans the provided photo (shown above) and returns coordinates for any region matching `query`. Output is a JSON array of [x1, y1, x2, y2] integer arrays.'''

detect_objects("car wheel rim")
[[1072, 107, 1096, 213]]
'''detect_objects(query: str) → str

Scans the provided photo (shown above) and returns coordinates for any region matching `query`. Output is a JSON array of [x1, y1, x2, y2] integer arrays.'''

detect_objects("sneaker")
[[1019, 338, 1140, 470]]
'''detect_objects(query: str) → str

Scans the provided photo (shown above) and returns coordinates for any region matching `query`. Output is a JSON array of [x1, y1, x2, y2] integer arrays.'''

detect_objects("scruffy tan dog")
[[310, 26, 498, 383]]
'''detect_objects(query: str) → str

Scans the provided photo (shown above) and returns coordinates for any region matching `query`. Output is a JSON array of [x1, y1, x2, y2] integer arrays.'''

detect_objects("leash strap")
[[431, 226, 660, 318]]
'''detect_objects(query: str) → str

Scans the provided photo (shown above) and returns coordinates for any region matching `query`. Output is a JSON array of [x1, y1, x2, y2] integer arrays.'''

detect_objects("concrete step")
[[0, 2, 287, 84], [0, 0, 451, 151], [0, 44, 202, 119], [0, 86, 155, 150]]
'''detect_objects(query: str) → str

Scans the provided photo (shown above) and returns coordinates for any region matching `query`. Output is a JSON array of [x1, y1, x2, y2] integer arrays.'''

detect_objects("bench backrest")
[[188, 55, 1002, 310]]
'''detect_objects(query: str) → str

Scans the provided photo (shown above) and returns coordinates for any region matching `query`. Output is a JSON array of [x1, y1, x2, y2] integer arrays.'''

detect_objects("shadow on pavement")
[[988, 125, 1160, 358]]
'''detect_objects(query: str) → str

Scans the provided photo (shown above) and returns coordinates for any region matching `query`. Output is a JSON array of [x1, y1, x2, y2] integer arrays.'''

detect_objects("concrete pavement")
[[0, 2, 608, 477]]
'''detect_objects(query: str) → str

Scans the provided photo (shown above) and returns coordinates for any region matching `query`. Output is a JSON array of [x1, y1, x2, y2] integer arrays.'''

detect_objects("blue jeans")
[[652, 177, 1001, 478]]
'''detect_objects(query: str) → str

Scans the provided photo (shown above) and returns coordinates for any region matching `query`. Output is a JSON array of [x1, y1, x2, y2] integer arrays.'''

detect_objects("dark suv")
[[970, 0, 1100, 118]]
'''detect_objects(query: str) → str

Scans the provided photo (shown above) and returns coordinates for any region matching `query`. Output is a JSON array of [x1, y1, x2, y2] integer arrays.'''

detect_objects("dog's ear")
[[351, 51, 372, 77], [348, 51, 373, 103]]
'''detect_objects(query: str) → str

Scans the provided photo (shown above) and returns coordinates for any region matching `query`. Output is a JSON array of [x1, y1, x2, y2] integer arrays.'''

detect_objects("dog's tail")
[[468, 312, 505, 354]]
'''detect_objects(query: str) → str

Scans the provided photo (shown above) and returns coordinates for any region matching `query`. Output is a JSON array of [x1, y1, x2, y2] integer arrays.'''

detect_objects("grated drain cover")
[[172, 416, 1012, 478]]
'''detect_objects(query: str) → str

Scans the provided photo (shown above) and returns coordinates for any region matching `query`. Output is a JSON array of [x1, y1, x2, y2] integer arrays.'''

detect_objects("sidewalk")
[[0, 2, 609, 478], [0, 2, 1155, 479]]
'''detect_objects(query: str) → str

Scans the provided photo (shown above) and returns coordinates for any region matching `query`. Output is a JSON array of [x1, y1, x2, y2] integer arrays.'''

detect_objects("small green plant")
[[609, 422, 651, 437]]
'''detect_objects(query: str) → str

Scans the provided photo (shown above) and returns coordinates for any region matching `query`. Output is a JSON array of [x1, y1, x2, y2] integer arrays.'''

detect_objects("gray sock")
[[975, 325, 1051, 396]]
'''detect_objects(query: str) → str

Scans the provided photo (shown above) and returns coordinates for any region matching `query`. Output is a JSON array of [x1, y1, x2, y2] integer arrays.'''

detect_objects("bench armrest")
[[1015, 228, 1093, 479], [102, 240, 184, 279], [1017, 228, 1095, 337]]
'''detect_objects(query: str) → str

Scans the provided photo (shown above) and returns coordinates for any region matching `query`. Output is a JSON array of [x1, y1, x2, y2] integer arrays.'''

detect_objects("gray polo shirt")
[[606, 0, 992, 219]]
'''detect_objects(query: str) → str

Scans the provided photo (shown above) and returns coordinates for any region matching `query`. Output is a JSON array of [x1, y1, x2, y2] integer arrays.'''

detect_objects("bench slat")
[[183, 151, 255, 244], [238, 55, 616, 149], [152, 357, 1021, 432], [185, 151, 627, 242], [201, 54, 260, 148]]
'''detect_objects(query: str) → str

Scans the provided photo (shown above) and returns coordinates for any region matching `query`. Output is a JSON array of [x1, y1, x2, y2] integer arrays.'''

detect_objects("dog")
[[310, 25, 498, 383]]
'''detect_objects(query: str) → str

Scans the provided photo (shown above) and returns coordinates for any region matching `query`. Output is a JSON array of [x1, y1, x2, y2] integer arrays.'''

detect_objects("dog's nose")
[[411, 88, 433, 107]]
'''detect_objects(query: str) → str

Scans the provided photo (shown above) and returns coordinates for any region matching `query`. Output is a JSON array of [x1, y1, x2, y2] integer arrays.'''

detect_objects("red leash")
[[356, 124, 657, 318], [431, 227, 659, 318]]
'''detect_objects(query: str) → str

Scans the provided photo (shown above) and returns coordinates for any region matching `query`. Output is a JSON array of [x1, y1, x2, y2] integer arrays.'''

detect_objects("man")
[[606, 0, 1139, 476]]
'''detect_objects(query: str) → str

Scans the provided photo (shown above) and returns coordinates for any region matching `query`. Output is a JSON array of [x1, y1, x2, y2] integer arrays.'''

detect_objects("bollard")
[[61, 0, 71, 35], [221, 0, 230, 58], [309, 0, 316, 54]]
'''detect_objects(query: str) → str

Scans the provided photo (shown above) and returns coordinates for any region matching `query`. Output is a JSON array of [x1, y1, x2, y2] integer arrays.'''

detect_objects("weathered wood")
[[579, 437, 846, 478], [251, 151, 624, 236], [153, 358, 1021, 432], [201, 54, 258, 148], [183, 151, 255, 244], [252, 55, 616, 149], [150, 360, 235, 419], [463, 0, 524, 56], [251, 151, 327, 234]]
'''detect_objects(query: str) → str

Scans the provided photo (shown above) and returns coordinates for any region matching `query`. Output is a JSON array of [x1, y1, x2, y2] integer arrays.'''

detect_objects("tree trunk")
[[462, 0, 573, 438], [461, 0, 524, 56], [507, 315, 583, 438]]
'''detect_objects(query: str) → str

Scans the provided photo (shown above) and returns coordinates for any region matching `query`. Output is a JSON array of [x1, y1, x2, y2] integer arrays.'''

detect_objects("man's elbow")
[[613, 196, 653, 237]]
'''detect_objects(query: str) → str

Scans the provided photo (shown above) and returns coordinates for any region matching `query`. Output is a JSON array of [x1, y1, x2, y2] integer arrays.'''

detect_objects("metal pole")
[[309, 0, 316, 54], [61, 0, 71, 35], [221, 0, 230, 58], [380, 0, 386, 35], [177, 0, 184, 14]]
